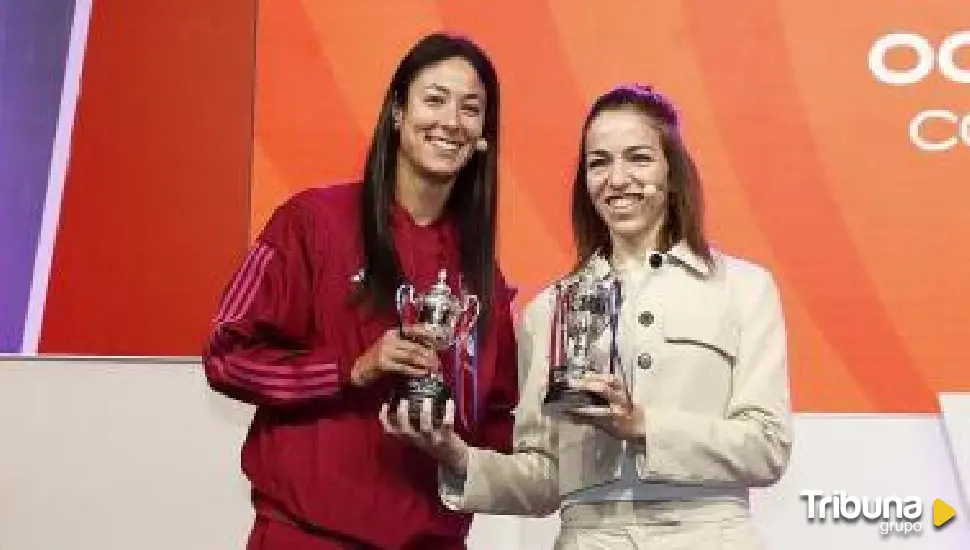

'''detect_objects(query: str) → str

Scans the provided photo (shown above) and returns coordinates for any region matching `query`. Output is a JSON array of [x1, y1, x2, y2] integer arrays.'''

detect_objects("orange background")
[[252, 1, 970, 413]]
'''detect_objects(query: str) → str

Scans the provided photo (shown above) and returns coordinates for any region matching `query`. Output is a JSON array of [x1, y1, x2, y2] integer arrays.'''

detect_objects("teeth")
[[607, 195, 642, 208], [427, 136, 460, 151]]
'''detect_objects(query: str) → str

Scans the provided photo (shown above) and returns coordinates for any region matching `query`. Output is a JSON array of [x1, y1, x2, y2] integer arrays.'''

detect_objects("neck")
[[395, 158, 454, 226], [609, 222, 664, 268]]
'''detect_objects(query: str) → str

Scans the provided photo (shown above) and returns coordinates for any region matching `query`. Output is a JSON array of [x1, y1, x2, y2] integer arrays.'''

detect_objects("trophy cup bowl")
[[394, 269, 480, 427], [542, 271, 617, 417]]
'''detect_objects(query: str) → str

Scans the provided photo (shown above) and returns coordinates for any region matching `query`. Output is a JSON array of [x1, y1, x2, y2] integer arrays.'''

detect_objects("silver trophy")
[[543, 268, 620, 417], [394, 269, 480, 426]]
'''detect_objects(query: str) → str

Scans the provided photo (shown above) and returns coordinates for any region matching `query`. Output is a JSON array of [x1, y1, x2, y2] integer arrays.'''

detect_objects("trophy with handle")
[[542, 267, 621, 417], [394, 269, 480, 427]]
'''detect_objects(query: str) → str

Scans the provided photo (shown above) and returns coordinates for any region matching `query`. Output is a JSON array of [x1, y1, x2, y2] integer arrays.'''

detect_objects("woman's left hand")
[[566, 373, 646, 441]]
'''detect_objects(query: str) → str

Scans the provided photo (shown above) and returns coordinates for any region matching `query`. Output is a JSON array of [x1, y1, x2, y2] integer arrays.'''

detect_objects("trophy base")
[[542, 381, 609, 417], [542, 379, 608, 418], [391, 375, 451, 429]]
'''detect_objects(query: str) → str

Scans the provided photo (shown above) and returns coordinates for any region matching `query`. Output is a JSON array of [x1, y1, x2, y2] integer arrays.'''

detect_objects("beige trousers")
[[554, 500, 764, 550]]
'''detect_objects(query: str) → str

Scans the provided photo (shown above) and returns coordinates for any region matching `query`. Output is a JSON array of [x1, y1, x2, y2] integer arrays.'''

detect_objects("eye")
[[424, 94, 446, 106], [587, 157, 608, 169], [628, 153, 653, 163], [461, 103, 482, 116]]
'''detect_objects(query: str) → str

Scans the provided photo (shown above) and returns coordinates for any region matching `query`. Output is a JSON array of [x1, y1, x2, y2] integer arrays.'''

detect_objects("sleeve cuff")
[[440, 445, 489, 511], [438, 465, 469, 511]]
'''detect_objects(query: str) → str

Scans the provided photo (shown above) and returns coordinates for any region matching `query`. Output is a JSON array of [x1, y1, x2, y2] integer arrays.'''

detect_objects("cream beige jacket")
[[441, 242, 793, 517]]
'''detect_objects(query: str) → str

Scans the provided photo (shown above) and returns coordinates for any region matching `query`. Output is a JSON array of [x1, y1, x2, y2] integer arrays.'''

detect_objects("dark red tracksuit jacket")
[[203, 183, 519, 549]]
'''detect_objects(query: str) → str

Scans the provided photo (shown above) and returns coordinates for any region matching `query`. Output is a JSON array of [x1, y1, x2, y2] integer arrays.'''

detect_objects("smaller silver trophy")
[[542, 268, 621, 417], [394, 269, 480, 426]]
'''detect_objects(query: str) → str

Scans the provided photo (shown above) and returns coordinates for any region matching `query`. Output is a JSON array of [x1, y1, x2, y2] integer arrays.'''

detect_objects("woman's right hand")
[[349, 325, 440, 387]]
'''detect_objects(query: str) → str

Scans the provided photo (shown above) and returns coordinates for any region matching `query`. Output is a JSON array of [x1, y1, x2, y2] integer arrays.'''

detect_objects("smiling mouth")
[[605, 194, 644, 210], [425, 135, 464, 153]]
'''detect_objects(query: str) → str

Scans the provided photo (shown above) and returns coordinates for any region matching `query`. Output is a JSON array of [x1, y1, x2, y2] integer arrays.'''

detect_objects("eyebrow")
[[423, 83, 482, 100], [586, 144, 658, 156]]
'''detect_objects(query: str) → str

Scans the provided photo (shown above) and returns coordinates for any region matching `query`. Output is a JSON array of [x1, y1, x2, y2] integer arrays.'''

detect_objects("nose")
[[604, 161, 629, 190], [439, 101, 459, 130]]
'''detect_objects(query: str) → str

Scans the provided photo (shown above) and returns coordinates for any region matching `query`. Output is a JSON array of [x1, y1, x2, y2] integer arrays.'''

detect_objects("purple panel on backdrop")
[[0, 1, 77, 351]]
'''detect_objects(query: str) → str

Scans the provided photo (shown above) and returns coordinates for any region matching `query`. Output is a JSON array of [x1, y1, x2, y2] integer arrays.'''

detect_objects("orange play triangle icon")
[[934, 499, 956, 527]]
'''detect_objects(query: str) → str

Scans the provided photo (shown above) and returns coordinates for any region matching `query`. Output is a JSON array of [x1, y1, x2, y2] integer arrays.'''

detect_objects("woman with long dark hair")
[[387, 84, 793, 549], [204, 33, 518, 550]]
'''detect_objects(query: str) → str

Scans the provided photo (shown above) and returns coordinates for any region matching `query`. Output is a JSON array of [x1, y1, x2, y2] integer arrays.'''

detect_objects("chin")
[[607, 220, 650, 240], [417, 159, 467, 181]]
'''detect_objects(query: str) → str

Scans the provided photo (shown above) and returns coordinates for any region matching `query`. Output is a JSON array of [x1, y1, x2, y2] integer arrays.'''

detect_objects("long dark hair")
[[571, 84, 712, 271], [358, 33, 501, 328]]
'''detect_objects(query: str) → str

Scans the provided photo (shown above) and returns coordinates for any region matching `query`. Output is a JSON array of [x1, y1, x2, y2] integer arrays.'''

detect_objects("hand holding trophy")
[[542, 267, 622, 417], [393, 269, 480, 427]]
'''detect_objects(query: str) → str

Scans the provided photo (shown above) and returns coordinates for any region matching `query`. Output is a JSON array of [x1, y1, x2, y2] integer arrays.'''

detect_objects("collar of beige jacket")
[[666, 241, 714, 277], [587, 240, 713, 279]]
